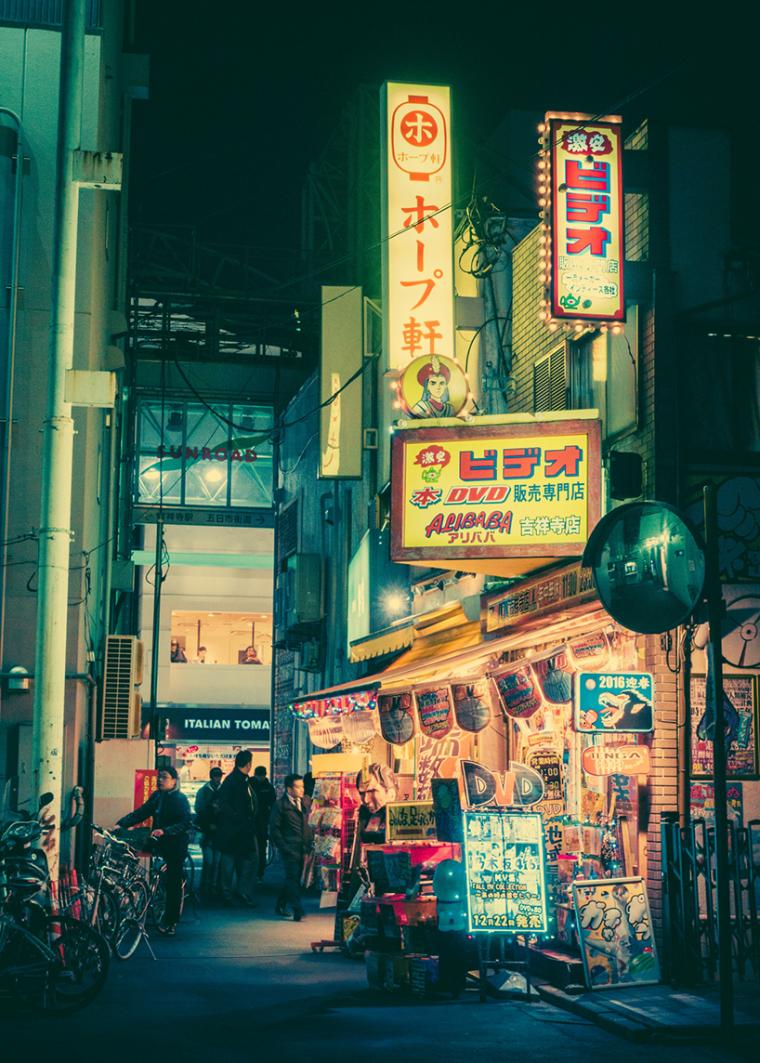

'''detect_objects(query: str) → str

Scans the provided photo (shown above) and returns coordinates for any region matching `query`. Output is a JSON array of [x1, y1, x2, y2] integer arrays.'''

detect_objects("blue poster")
[[575, 672, 654, 733], [463, 810, 548, 933]]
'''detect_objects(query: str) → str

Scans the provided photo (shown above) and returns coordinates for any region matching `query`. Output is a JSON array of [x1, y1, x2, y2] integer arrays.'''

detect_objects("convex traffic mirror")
[[582, 501, 706, 634]]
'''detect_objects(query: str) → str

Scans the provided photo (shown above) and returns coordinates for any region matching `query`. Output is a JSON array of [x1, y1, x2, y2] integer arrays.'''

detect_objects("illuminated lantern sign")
[[544, 113, 624, 323], [391, 418, 601, 576], [382, 82, 456, 397]]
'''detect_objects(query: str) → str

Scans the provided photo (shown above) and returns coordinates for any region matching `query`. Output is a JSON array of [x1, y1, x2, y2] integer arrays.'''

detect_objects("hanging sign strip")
[[414, 684, 454, 740]]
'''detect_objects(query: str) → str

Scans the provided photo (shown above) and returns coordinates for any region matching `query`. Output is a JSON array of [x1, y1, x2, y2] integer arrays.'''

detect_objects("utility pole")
[[703, 483, 733, 1031], [32, 0, 86, 881]]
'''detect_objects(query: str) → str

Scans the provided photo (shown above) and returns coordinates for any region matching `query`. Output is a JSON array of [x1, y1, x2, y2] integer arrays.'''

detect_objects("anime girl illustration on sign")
[[573, 877, 660, 989], [400, 354, 467, 419]]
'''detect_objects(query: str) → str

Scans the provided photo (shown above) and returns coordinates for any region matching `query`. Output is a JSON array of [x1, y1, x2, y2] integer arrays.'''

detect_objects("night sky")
[[130, 4, 752, 251]]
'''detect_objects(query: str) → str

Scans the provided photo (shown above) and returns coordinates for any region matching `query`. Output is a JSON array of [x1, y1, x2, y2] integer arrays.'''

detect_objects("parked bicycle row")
[[0, 790, 192, 1013]]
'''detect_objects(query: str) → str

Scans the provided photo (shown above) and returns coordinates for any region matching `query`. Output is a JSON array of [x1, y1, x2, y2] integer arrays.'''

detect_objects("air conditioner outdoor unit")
[[285, 554, 323, 630], [100, 635, 144, 739]]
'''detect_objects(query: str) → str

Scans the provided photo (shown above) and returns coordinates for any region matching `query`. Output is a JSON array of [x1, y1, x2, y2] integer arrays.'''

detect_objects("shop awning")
[[291, 599, 609, 717], [348, 600, 473, 664]]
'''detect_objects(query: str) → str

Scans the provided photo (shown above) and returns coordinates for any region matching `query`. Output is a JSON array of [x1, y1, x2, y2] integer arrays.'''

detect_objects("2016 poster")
[[463, 810, 548, 933], [690, 673, 758, 778], [573, 877, 660, 989], [576, 672, 654, 733]]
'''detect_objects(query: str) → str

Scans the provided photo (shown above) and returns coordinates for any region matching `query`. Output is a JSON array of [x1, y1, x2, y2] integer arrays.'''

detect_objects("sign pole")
[[703, 484, 733, 1031], [149, 518, 164, 768]]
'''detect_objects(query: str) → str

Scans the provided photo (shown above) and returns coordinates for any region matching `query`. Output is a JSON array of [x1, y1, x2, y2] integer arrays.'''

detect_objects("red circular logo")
[[400, 109, 438, 147]]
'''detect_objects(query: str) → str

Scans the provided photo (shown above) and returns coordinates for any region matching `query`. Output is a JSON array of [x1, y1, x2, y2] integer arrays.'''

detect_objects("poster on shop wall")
[[415, 728, 472, 800], [451, 679, 493, 732], [414, 684, 454, 740], [378, 691, 416, 746], [491, 664, 544, 719], [532, 649, 574, 705]]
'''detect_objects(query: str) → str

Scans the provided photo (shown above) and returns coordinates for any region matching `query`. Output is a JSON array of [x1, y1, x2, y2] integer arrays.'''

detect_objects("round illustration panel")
[[400, 354, 468, 418]]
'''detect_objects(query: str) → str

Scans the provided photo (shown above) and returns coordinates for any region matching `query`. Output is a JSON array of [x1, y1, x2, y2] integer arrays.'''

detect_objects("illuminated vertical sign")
[[543, 113, 624, 323], [380, 83, 455, 484]]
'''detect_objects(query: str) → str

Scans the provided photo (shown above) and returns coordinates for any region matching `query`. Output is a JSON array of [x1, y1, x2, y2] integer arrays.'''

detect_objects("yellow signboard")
[[386, 800, 437, 842], [391, 419, 601, 573]]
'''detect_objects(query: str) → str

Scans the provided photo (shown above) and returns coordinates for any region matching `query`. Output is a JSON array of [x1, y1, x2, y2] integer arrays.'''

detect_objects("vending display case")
[[309, 773, 360, 896]]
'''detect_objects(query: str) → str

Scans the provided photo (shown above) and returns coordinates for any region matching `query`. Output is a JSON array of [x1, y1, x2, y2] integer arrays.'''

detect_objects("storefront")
[[284, 411, 666, 993], [156, 706, 271, 807]]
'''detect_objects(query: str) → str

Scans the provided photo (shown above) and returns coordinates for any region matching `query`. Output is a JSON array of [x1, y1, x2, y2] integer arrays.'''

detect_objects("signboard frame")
[[690, 672, 758, 779], [391, 418, 601, 567], [463, 809, 549, 934], [547, 114, 625, 323], [386, 800, 437, 842], [575, 672, 655, 734], [572, 876, 661, 989]]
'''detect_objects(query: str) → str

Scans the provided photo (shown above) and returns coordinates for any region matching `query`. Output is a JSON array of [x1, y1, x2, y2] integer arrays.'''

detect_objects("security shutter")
[[101, 636, 144, 739], [533, 347, 568, 412]]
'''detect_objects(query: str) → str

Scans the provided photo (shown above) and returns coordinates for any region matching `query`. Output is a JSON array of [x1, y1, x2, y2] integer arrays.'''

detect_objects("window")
[[136, 399, 274, 510], [533, 347, 568, 412], [170, 611, 273, 666]]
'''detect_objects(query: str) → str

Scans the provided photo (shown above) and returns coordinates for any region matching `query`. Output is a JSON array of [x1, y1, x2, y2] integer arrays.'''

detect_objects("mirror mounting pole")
[[703, 483, 733, 1032]]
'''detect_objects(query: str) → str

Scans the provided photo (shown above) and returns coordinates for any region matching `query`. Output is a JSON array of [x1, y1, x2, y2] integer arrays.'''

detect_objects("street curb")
[[536, 984, 760, 1045]]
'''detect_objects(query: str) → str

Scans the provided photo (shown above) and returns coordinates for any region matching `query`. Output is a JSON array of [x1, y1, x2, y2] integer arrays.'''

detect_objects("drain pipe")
[[31, 0, 86, 882], [0, 107, 25, 669]]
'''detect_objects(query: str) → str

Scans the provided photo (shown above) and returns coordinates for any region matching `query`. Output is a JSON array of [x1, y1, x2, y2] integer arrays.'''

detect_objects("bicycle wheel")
[[124, 876, 150, 920], [149, 863, 185, 927], [113, 917, 143, 961], [94, 883, 120, 944], [43, 916, 110, 1013]]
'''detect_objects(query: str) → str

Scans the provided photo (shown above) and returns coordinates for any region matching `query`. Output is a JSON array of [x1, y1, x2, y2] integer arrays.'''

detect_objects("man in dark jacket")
[[194, 766, 223, 896], [216, 749, 258, 906], [116, 765, 191, 935], [251, 765, 276, 881], [270, 773, 314, 921]]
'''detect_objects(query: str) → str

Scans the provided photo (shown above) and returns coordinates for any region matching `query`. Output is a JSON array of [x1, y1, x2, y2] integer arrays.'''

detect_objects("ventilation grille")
[[533, 347, 568, 412], [101, 636, 143, 739]]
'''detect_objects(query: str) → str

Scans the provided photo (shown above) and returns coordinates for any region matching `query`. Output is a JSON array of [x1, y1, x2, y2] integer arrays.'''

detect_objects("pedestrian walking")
[[116, 765, 191, 936], [216, 749, 258, 907], [270, 773, 314, 922], [251, 765, 276, 881], [194, 766, 223, 897]]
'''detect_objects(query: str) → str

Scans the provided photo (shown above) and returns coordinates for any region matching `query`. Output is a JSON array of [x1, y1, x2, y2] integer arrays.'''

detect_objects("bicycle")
[[0, 819, 109, 1012], [113, 844, 190, 960], [73, 826, 147, 946]]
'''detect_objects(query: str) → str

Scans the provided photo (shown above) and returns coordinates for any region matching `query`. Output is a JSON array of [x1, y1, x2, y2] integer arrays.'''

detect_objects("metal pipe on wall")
[[0, 108, 25, 670], [31, 0, 87, 881]]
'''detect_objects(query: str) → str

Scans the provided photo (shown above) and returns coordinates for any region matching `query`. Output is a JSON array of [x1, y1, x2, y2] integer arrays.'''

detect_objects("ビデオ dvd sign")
[[391, 418, 601, 577]]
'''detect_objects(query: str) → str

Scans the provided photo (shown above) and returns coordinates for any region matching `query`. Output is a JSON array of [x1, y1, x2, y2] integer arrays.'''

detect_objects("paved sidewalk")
[[537, 981, 760, 1043]]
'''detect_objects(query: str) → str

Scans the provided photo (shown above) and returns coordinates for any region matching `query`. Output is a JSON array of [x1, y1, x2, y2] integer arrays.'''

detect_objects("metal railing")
[[661, 814, 760, 983]]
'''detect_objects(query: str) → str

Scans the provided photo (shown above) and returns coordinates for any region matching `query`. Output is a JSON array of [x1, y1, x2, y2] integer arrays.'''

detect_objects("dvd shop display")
[[290, 584, 660, 996]]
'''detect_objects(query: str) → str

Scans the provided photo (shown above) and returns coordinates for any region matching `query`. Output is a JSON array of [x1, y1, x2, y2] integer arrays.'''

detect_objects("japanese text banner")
[[549, 115, 624, 322], [382, 83, 454, 372], [391, 419, 601, 564]]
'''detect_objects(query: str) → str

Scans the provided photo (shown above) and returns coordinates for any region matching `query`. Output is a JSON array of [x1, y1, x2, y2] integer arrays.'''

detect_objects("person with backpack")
[[194, 766, 223, 897], [251, 765, 276, 881]]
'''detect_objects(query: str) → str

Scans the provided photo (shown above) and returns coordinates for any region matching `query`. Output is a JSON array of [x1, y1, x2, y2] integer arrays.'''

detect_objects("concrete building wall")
[[0, 12, 135, 826]]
